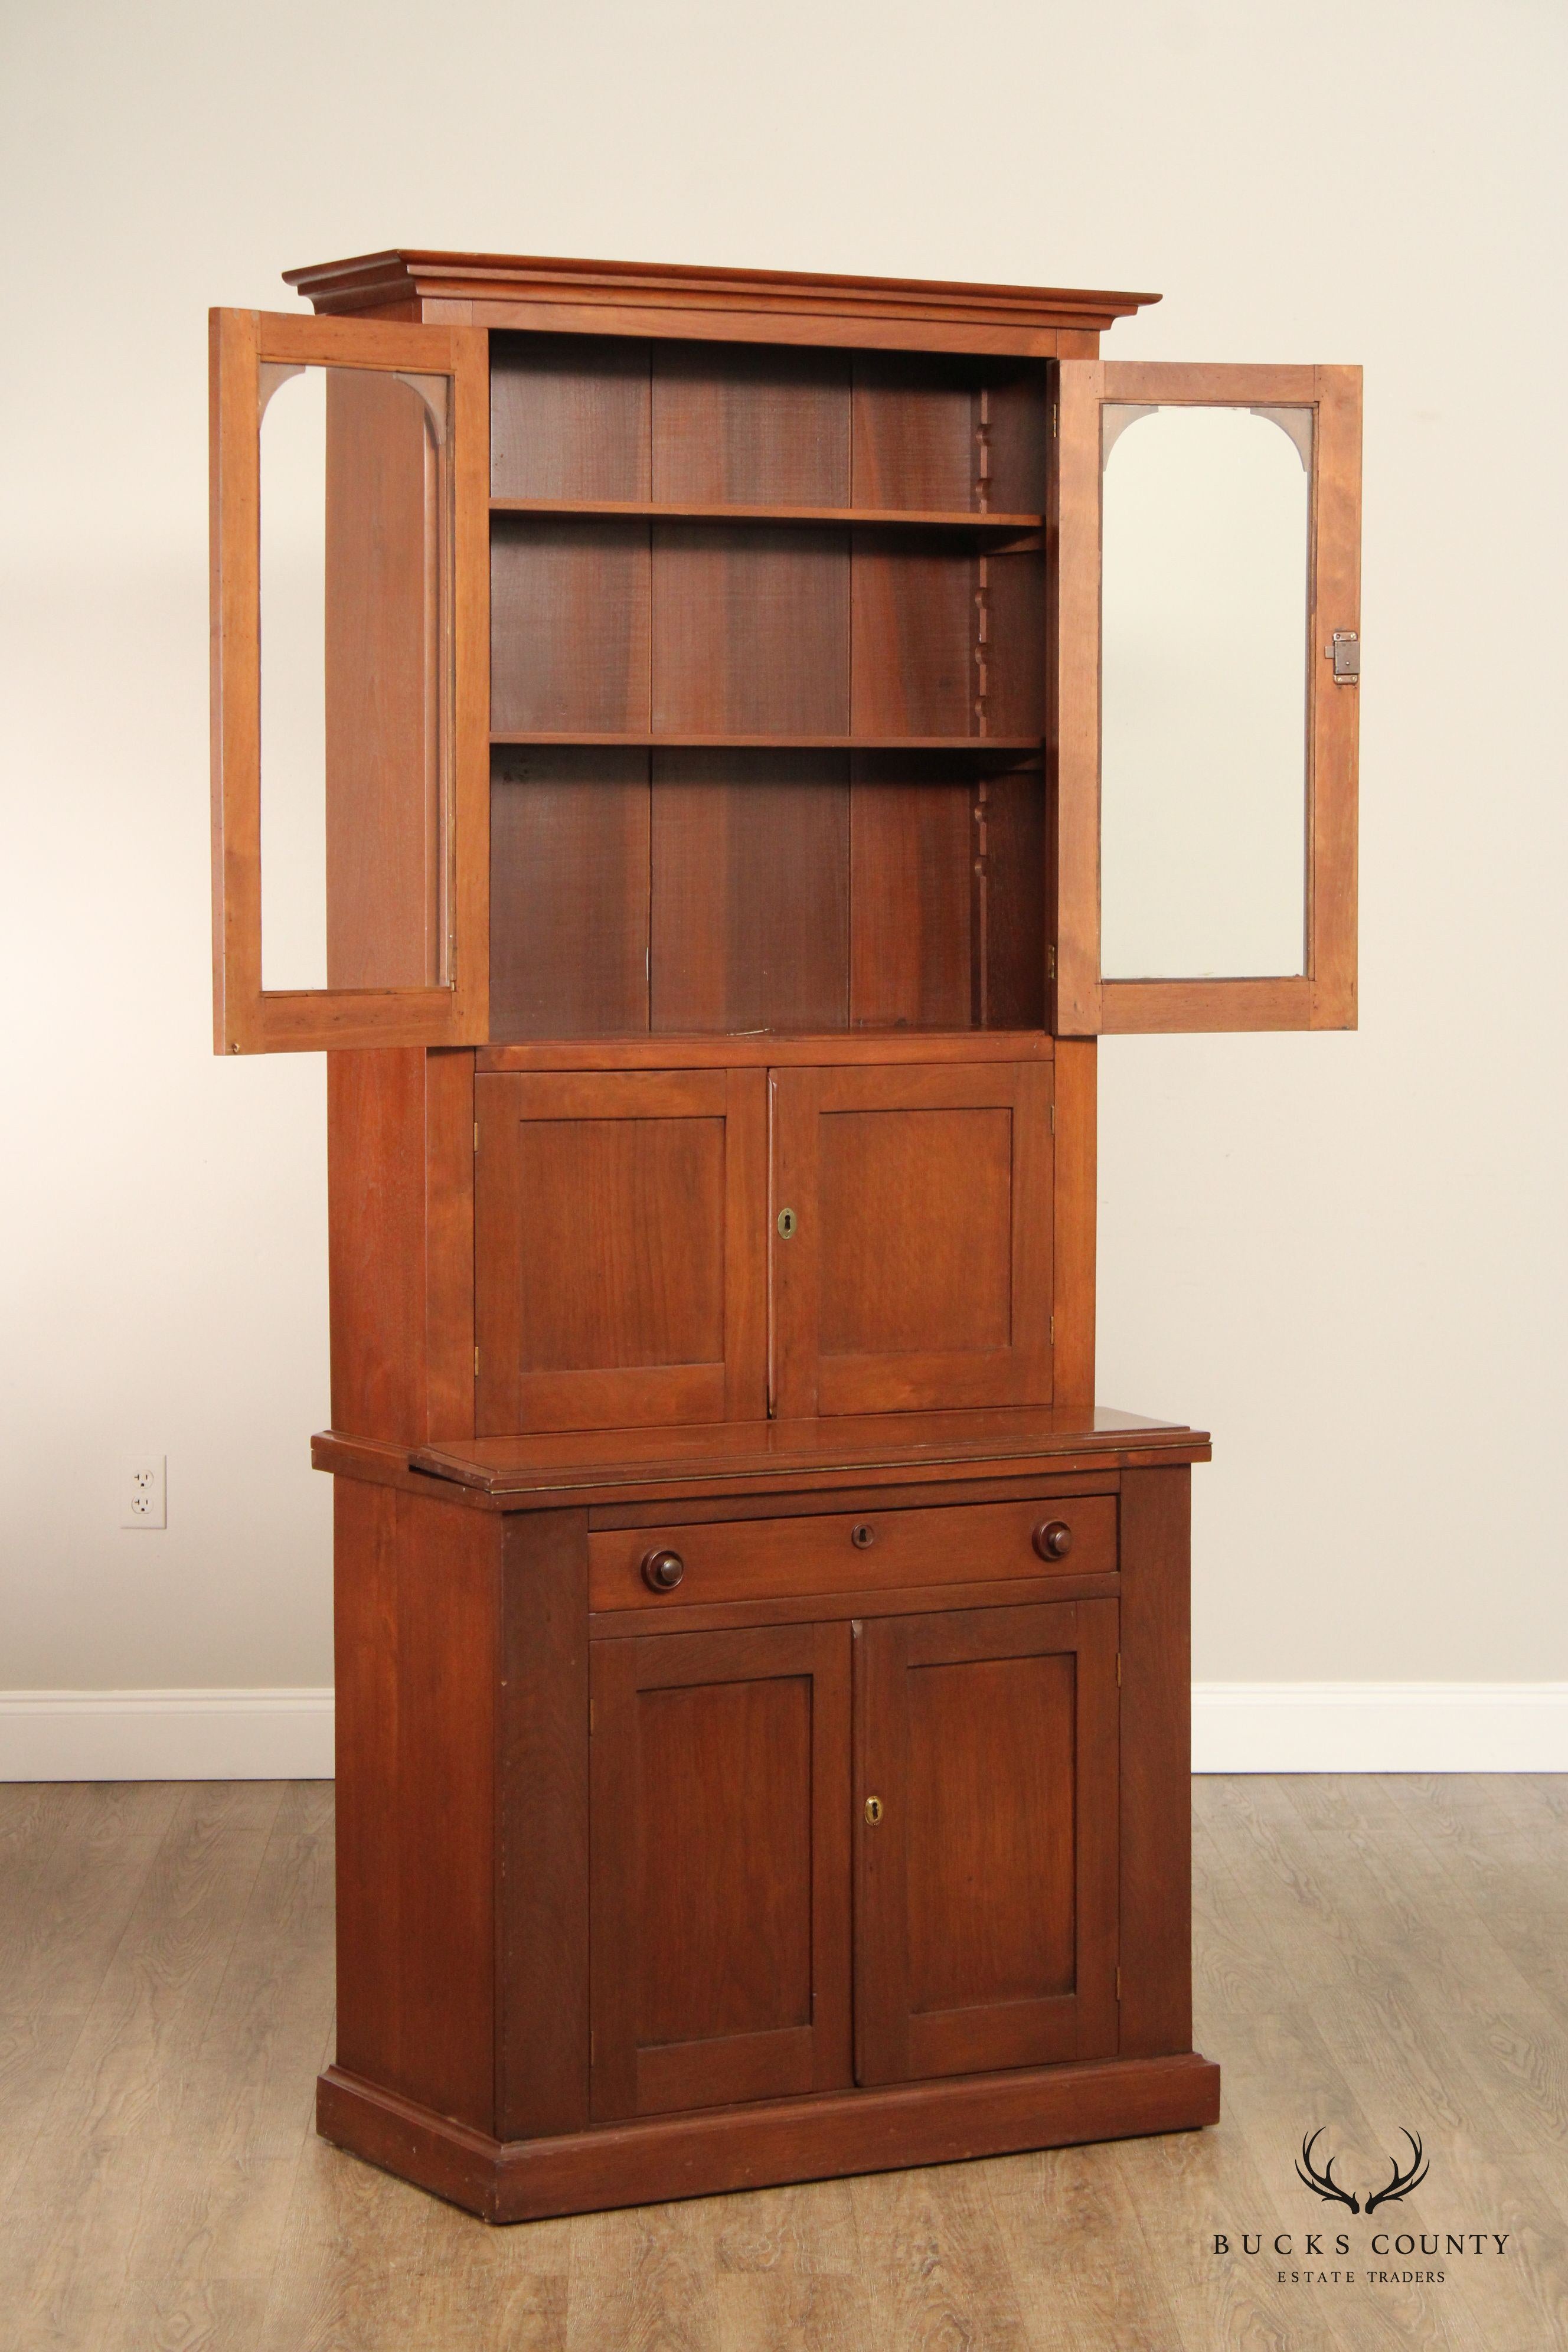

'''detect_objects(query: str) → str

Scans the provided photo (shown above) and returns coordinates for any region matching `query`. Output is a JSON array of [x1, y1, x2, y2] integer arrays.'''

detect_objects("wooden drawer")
[[588, 1494, 1116, 1612]]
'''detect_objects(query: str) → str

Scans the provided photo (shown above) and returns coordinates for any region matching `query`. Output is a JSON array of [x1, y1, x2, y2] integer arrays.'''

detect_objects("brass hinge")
[[1051, 401, 1059, 436], [1047, 944, 1057, 981], [474, 1122, 479, 1152], [1049, 1314, 1055, 1345], [1049, 1100, 1056, 1134], [473, 1345, 480, 1376]]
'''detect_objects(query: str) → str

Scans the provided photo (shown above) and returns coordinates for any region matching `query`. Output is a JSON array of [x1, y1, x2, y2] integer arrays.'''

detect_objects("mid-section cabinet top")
[[281, 247, 1163, 353]]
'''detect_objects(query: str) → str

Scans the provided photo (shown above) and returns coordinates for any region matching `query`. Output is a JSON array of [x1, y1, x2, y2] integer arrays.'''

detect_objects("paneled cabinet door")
[[475, 1067, 767, 1433], [854, 1598, 1119, 2085], [210, 309, 489, 1054], [1054, 361, 1361, 1036], [770, 1061, 1053, 1417], [589, 1623, 853, 2122]]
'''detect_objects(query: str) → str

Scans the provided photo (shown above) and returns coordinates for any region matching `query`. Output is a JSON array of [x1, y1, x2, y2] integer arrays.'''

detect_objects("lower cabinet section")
[[586, 1596, 1117, 2124], [325, 1452, 1214, 2222]]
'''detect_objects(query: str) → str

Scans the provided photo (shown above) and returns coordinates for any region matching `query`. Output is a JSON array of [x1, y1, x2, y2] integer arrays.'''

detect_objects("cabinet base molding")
[[316, 2052, 1221, 2224]]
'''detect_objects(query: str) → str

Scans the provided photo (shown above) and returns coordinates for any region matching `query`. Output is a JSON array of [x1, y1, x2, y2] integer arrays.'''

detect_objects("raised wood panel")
[[327, 1046, 475, 1445], [651, 525, 850, 736], [771, 1061, 1054, 1418], [589, 1622, 852, 2119], [490, 747, 651, 1039], [853, 1596, 1119, 2085], [475, 1067, 767, 1433], [490, 518, 651, 734], [821, 1105, 1014, 1355], [587, 1493, 1116, 1612], [652, 344, 851, 505], [489, 332, 651, 501], [649, 751, 850, 1031]]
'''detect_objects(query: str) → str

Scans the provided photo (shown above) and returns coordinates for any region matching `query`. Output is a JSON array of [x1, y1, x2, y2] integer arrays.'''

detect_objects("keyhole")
[[864, 1796, 884, 1825], [776, 1207, 798, 1239]]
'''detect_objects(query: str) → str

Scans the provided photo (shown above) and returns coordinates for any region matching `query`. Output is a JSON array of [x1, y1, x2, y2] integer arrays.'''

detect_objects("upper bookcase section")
[[281, 249, 1161, 358]]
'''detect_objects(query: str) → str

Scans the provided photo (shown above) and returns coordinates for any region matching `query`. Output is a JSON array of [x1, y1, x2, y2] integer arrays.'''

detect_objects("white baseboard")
[[0, 1690, 334, 1781], [2, 1683, 1565, 1782], [1193, 1683, 1568, 1773]]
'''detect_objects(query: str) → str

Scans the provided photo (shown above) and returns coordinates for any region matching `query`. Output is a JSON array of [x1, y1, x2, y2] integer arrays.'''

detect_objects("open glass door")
[[1052, 362, 1360, 1034], [210, 309, 488, 1052]]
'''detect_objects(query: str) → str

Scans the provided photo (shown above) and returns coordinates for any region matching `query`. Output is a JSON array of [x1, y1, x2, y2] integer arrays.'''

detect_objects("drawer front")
[[589, 1495, 1116, 1613]]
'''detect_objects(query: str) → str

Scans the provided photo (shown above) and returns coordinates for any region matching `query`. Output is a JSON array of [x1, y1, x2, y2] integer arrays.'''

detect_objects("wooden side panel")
[[651, 525, 850, 735], [490, 518, 651, 733], [854, 1596, 1119, 2085], [490, 747, 651, 1039], [489, 333, 651, 501], [590, 1622, 852, 2120], [475, 1067, 767, 1433], [1051, 358, 1105, 1035], [652, 344, 851, 504], [650, 752, 850, 1031], [327, 1046, 475, 1443], [496, 1508, 592, 2138], [981, 771, 1047, 1028], [1118, 1464, 1194, 2058], [851, 534, 976, 739], [771, 1060, 1053, 1418], [334, 1479, 498, 2132], [1051, 1037, 1096, 1407]]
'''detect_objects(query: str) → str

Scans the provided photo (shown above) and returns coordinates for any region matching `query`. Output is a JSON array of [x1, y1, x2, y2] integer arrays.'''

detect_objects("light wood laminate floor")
[[3, 1776, 1567, 2350]]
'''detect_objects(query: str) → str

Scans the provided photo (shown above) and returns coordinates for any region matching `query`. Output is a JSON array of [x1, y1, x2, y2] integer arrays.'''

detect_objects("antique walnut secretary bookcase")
[[208, 247, 1359, 2222]]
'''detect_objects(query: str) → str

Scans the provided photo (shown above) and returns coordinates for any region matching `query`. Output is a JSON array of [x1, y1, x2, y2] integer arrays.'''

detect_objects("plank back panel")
[[651, 751, 850, 1031], [491, 518, 651, 733], [651, 524, 850, 736], [490, 747, 651, 1038], [490, 332, 651, 501], [652, 344, 851, 504]]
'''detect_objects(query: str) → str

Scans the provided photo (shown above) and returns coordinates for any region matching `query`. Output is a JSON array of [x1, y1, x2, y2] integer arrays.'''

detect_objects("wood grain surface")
[[7, 1773, 1568, 2343]]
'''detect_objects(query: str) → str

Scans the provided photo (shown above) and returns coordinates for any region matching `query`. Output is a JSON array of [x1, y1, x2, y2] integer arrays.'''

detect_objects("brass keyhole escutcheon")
[[851, 1523, 875, 1549], [864, 1796, 884, 1825], [776, 1207, 798, 1239]]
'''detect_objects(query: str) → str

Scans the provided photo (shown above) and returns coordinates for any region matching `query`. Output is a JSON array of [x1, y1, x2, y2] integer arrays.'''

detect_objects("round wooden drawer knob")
[[641, 1548, 686, 1592], [1033, 1520, 1073, 1561], [850, 1523, 876, 1549]]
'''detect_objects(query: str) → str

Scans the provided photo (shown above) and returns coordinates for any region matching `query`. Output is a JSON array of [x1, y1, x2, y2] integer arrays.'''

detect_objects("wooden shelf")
[[477, 1031, 1056, 1073], [491, 734, 1045, 752], [490, 498, 1044, 533]]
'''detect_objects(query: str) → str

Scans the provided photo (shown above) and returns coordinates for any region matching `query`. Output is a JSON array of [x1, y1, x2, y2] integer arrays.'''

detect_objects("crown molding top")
[[282, 247, 1161, 339]]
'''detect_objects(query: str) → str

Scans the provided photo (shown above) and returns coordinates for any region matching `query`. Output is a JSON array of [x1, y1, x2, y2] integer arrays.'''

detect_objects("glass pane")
[[1099, 404, 1311, 979], [259, 364, 452, 992]]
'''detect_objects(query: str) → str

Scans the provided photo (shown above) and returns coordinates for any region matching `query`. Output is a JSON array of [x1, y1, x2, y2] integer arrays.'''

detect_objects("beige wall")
[[2, 0, 1563, 1696]]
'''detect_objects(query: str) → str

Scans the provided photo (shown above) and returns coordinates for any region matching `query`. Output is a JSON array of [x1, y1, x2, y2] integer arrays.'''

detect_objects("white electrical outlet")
[[122, 1456, 166, 1529]]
